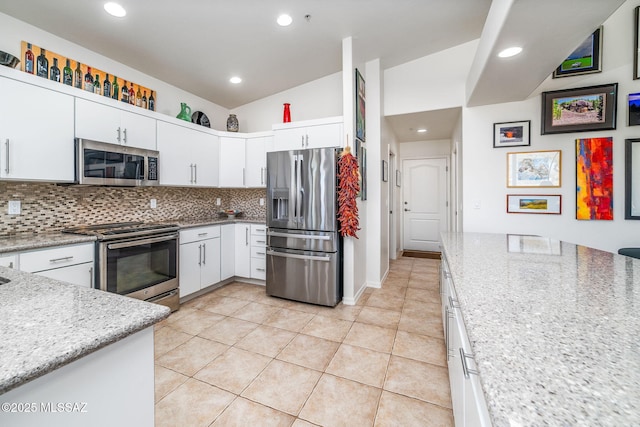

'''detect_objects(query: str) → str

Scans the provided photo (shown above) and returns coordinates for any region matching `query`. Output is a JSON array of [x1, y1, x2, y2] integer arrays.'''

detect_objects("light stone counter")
[[0, 266, 169, 395], [0, 233, 96, 254], [439, 232, 640, 426]]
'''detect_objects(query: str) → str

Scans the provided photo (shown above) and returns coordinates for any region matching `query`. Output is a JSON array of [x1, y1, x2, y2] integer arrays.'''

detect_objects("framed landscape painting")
[[553, 27, 602, 78], [493, 120, 530, 148], [507, 194, 561, 214], [507, 150, 561, 188], [576, 137, 613, 220], [541, 83, 617, 134], [625, 138, 640, 219], [355, 68, 366, 142]]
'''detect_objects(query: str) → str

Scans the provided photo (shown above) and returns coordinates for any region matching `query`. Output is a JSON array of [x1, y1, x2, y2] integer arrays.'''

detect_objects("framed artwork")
[[625, 139, 640, 219], [382, 160, 388, 182], [355, 68, 366, 142], [507, 150, 561, 188], [635, 7, 640, 80], [360, 146, 367, 201], [576, 137, 613, 220], [541, 83, 617, 134], [506, 194, 561, 214], [493, 120, 531, 148], [629, 92, 640, 126], [355, 138, 361, 159], [507, 234, 562, 255], [552, 27, 602, 78], [396, 170, 401, 187]]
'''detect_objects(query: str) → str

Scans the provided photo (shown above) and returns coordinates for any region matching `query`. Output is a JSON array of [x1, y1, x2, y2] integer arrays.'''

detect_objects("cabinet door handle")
[[246, 227, 249, 246], [49, 256, 74, 263], [89, 267, 94, 288], [194, 164, 197, 184], [243, 168, 246, 186], [460, 348, 480, 379], [449, 295, 459, 309], [4, 139, 9, 174], [189, 164, 194, 183], [202, 242, 206, 265], [116, 127, 121, 143], [8, 261, 13, 269], [123, 128, 128, 144], [305, 134, 309, 147], [198, 244, 202, 266], [261, 167, 264, 185], [301, 135, 304, 148]]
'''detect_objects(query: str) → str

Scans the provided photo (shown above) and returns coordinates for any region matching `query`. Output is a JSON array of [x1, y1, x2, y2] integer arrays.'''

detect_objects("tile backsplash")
[[0, 182, 266, 236]]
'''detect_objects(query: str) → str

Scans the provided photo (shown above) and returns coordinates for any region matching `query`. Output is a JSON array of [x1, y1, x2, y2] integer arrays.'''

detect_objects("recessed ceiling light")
[[230, 76, 242, 84], [104, 2, 126, 17], [277, 14, 293, 26], [498, 47, 522, 58], [417, 128, 427, 133]]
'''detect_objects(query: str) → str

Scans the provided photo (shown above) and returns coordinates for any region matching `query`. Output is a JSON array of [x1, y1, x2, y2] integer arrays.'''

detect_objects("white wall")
[[231, 72, 342, 133], [462, 0, 640, 253], [0, 12, 230, 130], [384, 40, 479, 116], [400, 139, 451, 158]]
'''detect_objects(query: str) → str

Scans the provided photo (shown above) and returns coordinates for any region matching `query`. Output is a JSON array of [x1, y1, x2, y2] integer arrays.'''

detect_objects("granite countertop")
[[0, 266, 170, 395], [176, 216, 266, 229], [439, 232, 640, 426]]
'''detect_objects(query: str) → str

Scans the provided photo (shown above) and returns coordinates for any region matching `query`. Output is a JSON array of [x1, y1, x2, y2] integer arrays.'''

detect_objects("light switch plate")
[[259, 198, 265, 206], [8, 200, 21, 215], [150, 199, 157, 209], [216, 198, 221, 206]]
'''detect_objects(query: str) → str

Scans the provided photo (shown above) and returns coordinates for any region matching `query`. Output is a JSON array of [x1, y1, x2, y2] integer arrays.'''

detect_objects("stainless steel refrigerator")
[[266, 147, 342, 306]]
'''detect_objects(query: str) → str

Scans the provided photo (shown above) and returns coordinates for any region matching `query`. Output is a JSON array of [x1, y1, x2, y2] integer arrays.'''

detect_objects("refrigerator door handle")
[[296, 157, 303, 223], [267, 249, 331, 262], [268, 231, 331, 241]]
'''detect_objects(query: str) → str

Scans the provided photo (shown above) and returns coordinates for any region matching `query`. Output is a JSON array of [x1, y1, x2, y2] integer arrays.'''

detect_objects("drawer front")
[[251, 235, 267, 247], [20, 243, 94, 273], [251, 257, 266, 280], [35, 262, 94, 287], [251, 224, 267, 235], [180, 226, 220, 244], [251, 246, 267, 258]]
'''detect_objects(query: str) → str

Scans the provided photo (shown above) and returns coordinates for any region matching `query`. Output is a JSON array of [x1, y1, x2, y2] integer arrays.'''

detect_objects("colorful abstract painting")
[[576, 137, 613, 220]]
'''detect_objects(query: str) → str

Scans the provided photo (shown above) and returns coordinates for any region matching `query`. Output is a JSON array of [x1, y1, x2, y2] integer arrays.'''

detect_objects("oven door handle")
[[106, 233, 179, 250]]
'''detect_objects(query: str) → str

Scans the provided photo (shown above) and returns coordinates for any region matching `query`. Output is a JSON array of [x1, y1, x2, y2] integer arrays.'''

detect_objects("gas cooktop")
[[62, 222, 179, 240]]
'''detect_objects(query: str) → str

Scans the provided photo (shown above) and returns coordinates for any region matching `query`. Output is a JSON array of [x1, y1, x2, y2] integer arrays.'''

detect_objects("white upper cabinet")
[[219, 136, 246, 188], [156, 120, 219, 187], [0, 77, 75, 182], [245, 136, 269, 187], [271, 117, 343, 152], [75, 98, 156, 150]]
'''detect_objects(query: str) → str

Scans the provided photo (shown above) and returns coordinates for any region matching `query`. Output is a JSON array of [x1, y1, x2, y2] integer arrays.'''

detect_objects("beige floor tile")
[[235, 325, 296, 357], [155, 378, 235, 427], [406, 287, 441, 304], [382, 276, 410, 288], [212, 397, 295, 426], [376, 283, 409, 297], [168, 309, 226, 336], [314, 303, 363, 322], [326, 344, 390, 388], [398, 310, 444, 339], [292, 419, 319, 427], [277, 334, 340, 371], [298, 374, 381, 427], [393, 330, 446, 367], [374, 390, 454, 427], [154, 326, 192, 358], [164, 306, 199, 323], [230, 301, 282, 324], [386, 271, 411, 281], [357, 306, 401, 329], [209, 282, 238, 296], [355, 292, 371, 306], [156, 336, 229, 376], [154, 364, 188, 403], [300, 315, 353, 342], [194, 347, 271, 394], [287, 302, 324, 314], [198, 296, 250, 316], [227, 284, 267, 301], [384, 355, 451, 408], [264, 308, 315, 332], [365, 293, 405, 311], [241, 360, 322, 416], [344, 322, 397, 353], [258, 295, 299, 308], [403, 298, 441, 316], [198, 316, 259, 345]]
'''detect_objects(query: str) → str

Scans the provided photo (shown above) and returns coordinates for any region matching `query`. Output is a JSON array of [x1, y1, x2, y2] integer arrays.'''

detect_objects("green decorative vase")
[[176, 103, 191, 121]]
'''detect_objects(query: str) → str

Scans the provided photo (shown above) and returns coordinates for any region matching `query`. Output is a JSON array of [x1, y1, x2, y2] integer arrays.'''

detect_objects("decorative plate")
[[191, 111, 211, 128]]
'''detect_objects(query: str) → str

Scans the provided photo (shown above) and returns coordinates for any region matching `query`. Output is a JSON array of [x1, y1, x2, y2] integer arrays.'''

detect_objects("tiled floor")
[[154, 257, 453, 426]]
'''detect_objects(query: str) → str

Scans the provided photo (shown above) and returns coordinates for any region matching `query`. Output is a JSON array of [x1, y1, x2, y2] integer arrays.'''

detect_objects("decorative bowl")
[[0, 51, 20, 69], [221, 209, 242, 219]]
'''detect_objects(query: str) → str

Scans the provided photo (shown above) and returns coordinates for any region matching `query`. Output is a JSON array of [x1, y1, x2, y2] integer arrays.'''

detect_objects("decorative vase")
[[226, 114, 239, 132], [283, 103, 291, 123], [176, 102, 191, 121]]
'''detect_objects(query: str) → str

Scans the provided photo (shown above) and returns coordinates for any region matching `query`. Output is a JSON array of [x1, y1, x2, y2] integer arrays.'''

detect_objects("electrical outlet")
[[259, 198, 265, 206], [150, 199, 157, 209], [8, 200, 21, 215], [216, 198, 221, 206]]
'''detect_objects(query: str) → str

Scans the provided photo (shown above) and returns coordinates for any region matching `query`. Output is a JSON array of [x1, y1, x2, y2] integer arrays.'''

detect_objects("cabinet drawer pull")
[[5, 139, 9, 174], [255, 251, 265, 256], [116, 127, 121, 143], [123, 128, 128, 144], [448, 295, 459, 309], [254, 228, 265, 233], [256, 268, 266, 272], [255, 240, 266, 244], [197, 233, 208, 237], [49, 256, 74, 263], [459, 348, 480, 379]]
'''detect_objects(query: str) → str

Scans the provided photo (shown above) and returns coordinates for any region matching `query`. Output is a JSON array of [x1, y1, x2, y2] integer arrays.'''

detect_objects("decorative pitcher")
[[227, 114, 239, 132], [176, 103, 191, 121]]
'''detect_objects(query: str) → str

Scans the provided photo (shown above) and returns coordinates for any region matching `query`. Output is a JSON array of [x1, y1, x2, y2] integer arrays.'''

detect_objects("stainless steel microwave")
[[75, 138, 159, 186]]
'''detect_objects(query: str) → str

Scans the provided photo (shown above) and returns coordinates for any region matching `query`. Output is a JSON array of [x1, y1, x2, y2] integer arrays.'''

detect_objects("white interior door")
[[402, 157, 448, 252]]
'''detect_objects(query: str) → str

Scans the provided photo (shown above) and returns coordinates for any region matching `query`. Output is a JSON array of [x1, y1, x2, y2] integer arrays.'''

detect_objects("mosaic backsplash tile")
[[0, 182, 266, 236]]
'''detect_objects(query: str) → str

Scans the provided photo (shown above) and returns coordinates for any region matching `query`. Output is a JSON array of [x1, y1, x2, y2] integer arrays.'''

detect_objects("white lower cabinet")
[[0, 253, 17, 269], [234, 223, 251, 278], [250, 224, 267, 280], [179, 226, 221, 298], [19, 243, 95, 288], [442, 257, 492, 427], [221, 224, 235, 281]]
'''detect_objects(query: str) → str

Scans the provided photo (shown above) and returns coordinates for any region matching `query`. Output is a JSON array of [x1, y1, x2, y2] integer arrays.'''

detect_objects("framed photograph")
[[382, 160, 388, 182], [355, 68, 366, 142], [625, 139, 640, 219], [396, 170, 401, 187], [360, 146, 367, 201], [576, 137, 613, 220], [493, 120, 531, 148], [553, 27, 602, 78], [634, 7, 640, 79], [629, 93, 640, 126], [541, 83, 617, 134], [507, 150, 561, 188], [507, 194, 561, 214], [507, 234, 562, 255]]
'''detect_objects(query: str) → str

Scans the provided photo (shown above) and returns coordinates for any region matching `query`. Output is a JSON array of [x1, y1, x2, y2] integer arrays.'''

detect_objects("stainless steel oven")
[[63, 222, 180, 311]]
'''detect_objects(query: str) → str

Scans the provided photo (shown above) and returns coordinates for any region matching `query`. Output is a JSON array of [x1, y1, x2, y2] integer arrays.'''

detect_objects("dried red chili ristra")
[[337, 146, 360, 238]]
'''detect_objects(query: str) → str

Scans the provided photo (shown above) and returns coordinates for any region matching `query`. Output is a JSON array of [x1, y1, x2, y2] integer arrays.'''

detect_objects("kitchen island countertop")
[[0, 266, 169, 395], [440, 232, 640, 426]]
